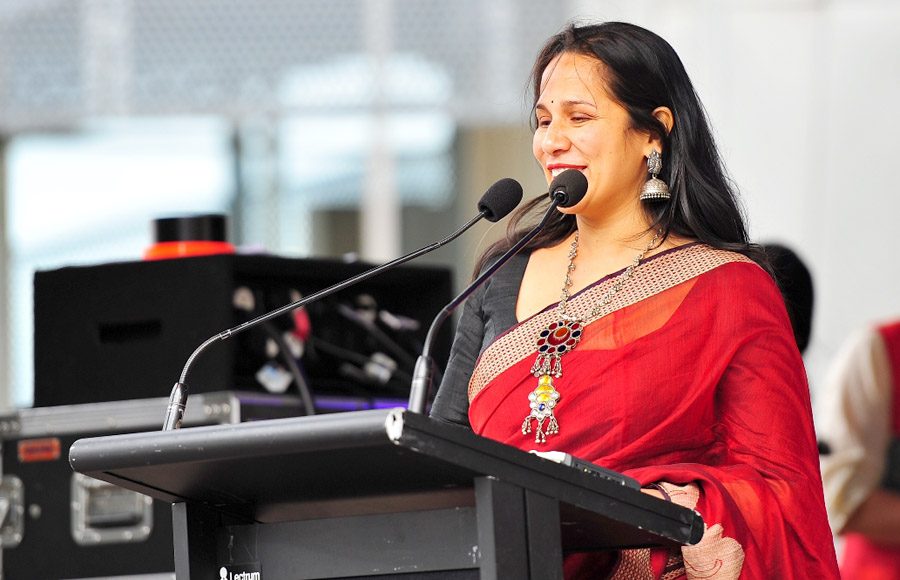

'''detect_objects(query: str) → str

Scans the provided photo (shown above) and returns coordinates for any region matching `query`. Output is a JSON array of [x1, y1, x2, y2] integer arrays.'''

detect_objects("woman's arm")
[[430, 253, 528, 427], [429, 292, 485, 427]]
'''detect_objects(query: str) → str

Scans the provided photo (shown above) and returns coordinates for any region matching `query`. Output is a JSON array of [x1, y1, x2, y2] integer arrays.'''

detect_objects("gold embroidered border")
[[609, 483, 745, 579], [467, 244, 755, 403]]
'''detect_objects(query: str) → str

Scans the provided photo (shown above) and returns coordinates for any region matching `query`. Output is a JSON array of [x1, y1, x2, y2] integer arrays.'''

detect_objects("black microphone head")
[[477, 178, 523, 222], [548, 169, 588, 208]]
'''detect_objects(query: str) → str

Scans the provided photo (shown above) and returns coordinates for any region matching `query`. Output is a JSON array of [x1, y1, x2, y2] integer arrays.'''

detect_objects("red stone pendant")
[[531, 320, 583, 377]]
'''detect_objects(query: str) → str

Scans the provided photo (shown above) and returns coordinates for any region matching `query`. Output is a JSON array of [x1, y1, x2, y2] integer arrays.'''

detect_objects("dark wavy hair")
[[474, 21, 768, 275]]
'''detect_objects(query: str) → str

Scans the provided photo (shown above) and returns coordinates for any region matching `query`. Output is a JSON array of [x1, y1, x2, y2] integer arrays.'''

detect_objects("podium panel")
[[69, 408, 703, 579]]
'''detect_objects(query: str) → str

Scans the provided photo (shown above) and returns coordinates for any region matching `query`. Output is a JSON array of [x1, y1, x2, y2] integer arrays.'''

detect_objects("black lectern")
[[69, 408, 703, 579]]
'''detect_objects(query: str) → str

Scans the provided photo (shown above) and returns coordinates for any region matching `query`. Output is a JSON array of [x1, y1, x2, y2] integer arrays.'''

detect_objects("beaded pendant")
[[522, 374, 561, 443], [522, 320, 582, 443]]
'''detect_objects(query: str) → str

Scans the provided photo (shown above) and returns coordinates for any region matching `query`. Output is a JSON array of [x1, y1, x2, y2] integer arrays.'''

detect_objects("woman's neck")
[[562, 214, 681, 290], [573, 212, 657, 252]]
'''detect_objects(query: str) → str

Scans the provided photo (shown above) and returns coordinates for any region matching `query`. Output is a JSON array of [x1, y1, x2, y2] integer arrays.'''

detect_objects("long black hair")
[[474, 21, 768, 275]]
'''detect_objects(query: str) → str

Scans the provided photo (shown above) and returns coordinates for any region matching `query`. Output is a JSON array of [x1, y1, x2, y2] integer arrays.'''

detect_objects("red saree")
[[467, 244, 838, 579]]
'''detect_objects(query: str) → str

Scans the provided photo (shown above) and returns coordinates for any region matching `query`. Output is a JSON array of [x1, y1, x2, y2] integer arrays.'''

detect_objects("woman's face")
[[532, 52, 655, 223]]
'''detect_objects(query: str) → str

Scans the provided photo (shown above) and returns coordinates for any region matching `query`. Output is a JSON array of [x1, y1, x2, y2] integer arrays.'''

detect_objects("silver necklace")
[[521, 230, 661, 443], [557, 230, 661, 323]]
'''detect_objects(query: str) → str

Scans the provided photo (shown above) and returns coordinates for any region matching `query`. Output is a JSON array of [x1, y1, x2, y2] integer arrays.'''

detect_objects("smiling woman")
[[430, 21, 840, 580], [532, 52, 666, 230]]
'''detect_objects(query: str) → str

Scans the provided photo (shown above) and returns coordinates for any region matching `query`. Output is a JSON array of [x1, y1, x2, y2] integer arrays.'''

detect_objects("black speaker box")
[[33, 254, 454, 408]]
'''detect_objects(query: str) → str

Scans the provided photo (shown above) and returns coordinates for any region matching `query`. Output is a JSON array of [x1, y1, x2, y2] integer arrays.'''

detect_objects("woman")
[[430, 22, 838, 579]]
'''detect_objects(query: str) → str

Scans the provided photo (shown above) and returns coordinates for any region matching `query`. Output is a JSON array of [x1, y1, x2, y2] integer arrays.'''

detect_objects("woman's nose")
[[541, 122, 571, 155]]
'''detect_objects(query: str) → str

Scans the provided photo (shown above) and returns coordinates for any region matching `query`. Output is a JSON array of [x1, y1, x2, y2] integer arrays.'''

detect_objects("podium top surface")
[[69, 407, 703, 550]]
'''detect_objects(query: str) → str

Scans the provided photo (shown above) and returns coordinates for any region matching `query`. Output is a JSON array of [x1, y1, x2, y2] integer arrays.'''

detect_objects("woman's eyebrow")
[[535, 98, 597, 111]]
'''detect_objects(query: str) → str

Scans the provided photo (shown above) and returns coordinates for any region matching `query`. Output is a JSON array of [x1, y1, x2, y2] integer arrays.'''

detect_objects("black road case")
[[0, 391, 305, 580]]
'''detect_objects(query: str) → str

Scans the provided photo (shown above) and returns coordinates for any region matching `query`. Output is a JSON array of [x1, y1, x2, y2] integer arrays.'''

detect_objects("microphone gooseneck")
[[161, 177, 523, 430], [408, 170, 589, 414]]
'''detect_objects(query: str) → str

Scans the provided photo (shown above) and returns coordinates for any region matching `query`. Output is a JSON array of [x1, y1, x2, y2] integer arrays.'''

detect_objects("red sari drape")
[[467, 244, 838, 579]]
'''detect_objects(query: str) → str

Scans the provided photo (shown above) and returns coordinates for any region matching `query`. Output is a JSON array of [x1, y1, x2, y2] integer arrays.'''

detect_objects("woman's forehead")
[[538, 52, 610, 103]]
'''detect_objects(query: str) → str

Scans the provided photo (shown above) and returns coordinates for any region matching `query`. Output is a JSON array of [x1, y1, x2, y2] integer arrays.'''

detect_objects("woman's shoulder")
[[670, 243, 781, 300], [645, 242, 764, 282], [480, 250, 531, 282], [662, 242, 758, 268], [475, 250, 531, 307], [649, 243, 776, 297]]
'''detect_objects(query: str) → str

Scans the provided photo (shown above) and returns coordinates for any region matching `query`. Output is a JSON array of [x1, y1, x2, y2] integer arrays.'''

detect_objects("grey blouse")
[[429, 253, 530, 428]]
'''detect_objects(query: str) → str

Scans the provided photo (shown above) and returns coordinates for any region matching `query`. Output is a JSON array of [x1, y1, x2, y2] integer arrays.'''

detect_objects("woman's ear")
[[645, 106, 674, 155], [653, 106, 674, 135]]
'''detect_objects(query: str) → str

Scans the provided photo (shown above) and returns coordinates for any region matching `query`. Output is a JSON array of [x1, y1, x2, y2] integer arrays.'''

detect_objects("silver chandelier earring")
[[639, 149, 671, 201]]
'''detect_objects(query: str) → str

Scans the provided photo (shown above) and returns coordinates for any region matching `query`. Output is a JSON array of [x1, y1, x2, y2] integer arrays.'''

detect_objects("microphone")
[[161, 177, 524, 430], [477, 178, 522, 221], [408, 169, 588, 414], [548, 168, 588, 207]]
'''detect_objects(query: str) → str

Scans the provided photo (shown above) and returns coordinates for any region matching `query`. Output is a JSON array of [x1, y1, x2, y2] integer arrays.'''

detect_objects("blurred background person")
[[819, 319, 900, 579], [763, 242, 814, 356]]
